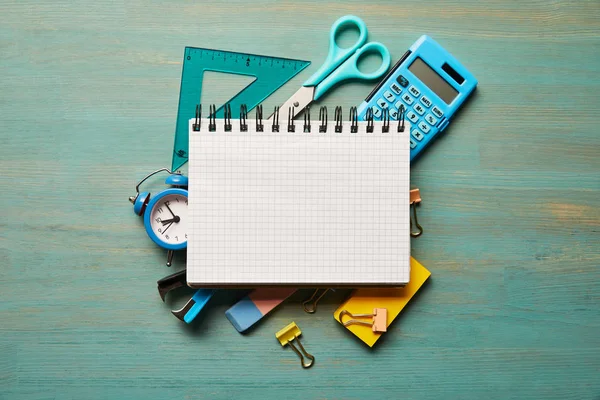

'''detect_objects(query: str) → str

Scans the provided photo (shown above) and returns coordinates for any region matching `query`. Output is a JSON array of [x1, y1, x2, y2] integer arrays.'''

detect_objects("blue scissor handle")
[[303, 15, 368, 87], [312, 41, 391, 100]]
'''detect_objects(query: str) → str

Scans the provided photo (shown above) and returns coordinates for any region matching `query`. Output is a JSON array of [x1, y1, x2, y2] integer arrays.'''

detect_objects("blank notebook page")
[[187, 119, 410, 286]]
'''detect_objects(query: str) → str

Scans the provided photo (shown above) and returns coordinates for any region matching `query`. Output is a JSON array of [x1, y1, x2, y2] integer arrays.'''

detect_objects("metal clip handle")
[[288, 338, 315, 369], [339, 310, 374, 327], [302, 289, 329, 314]]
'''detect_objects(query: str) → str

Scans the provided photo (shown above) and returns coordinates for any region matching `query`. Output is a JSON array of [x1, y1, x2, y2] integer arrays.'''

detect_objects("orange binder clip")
[[410, 188, 423, 237], [338, 308, 388, 332]]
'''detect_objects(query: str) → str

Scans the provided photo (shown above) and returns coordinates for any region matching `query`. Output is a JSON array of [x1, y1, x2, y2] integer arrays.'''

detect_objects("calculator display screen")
[[408, 58, 458, 104]]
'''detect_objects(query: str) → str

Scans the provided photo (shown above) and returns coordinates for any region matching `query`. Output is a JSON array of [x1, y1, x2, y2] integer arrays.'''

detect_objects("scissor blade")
[[268, 86, 315, 123]]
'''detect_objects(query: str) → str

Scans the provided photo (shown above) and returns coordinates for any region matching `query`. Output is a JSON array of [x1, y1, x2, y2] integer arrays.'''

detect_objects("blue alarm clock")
[[129, 168, 188, 266], [357, 35, 478, 161]]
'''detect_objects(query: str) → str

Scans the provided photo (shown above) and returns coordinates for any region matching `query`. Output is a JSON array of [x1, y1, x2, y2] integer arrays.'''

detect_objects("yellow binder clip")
[[275, 322, 315, 369], [410, 188, 423, 238], [339, 308, 388, 333]]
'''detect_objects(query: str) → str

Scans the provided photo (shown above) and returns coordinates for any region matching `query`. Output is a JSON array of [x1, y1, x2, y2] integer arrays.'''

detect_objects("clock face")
[[148, 192, 188, 247]]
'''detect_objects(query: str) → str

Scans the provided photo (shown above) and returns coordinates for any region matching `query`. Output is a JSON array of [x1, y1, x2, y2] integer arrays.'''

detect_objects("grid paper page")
[[187, 118, 410, 286]]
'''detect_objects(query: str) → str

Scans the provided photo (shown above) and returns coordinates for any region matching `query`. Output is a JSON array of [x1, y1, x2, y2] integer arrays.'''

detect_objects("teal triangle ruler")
[[171, 47, 311, 170]]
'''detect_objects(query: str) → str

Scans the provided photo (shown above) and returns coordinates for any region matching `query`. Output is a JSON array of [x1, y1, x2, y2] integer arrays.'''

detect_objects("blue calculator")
[[357, 35, 478, 161]]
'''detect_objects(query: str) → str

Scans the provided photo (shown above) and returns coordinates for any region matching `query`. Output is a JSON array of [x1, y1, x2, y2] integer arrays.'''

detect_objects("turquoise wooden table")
[[2, 1, 599, 399]]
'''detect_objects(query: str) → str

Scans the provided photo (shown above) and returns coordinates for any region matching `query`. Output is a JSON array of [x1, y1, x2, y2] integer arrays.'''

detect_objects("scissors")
[[271, 15, 391, 123]]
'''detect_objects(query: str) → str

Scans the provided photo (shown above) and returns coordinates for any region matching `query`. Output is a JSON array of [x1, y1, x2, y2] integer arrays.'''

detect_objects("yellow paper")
[[334, 257, 431, 347]]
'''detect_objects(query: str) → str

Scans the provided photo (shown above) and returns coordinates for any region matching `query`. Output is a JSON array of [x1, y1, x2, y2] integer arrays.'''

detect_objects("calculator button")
[[376, 98, 389, 109], [410, 139, 417, 149], [389, 108, 399, 119], [390, 83, 402, 95], [413, 104, 425, 115], [425, 113, 438, 126], [432, 105, 444, 118], [418, 121, 431, 133], [406, 110, 419, 123], [396, 75, 409, 87], [383, 90, 396, 102], [372, 106, 382, 118], [408, 85, 421, 97], [401, 93, 414, 106], [411, 129, 424, 141], [420, 96, 432, 108]]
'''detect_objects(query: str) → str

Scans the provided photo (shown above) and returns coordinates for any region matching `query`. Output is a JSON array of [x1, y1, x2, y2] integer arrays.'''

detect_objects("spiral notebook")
[[187, 106, 411, 287]]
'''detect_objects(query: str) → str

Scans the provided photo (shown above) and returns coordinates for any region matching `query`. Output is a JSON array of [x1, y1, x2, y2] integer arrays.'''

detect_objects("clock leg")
[[166, 250, 174, 267]]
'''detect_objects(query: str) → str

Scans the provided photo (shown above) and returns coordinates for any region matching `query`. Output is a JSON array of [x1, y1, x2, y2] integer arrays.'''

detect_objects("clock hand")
[[165, 203, 177, 218], [162, 221, 174, 235], [161, 216, 181, 225]]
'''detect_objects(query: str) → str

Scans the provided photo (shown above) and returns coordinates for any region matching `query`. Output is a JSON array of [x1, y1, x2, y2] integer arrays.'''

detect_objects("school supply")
[[171, 47, 310, 170], [273, 15, 390, 123], [276, 322, 315, 369], [225, 288, 297, 333], [339, 308, 387, 332], [171, 289, 216, 323], [157, 269, 187, 301], [129, 169, 189, 266], [186, 105, 411, 287], [156, 269, 215, 323], [410, 188, 423, 237], [302, 289, 330, 314], [334, 257, 431, 347], [357, 35, 478, 161]]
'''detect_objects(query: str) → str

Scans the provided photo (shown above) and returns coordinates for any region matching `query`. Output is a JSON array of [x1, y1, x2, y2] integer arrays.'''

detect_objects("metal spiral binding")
[[272, 106, 280, 132], [191, 104, 408, 134], [397, 104, 406, 132], [256, 105, 264, 132], [193, 104, 201, 131], [319, 106, 327, 133], [365, 107, 374, 133], [223, 103, 232, 132], [349, 106, 358, 133], [287, 106, 295, 132], [240, 104, 248, 132], [334, 106, 343, 132], [382, 108, 390, 133], [209, 104, 216, 132], [303, 107, 311, 133]]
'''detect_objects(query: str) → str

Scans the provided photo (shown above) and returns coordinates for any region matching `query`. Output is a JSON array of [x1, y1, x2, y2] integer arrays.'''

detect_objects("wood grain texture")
[[1, 0, 599, 399]]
